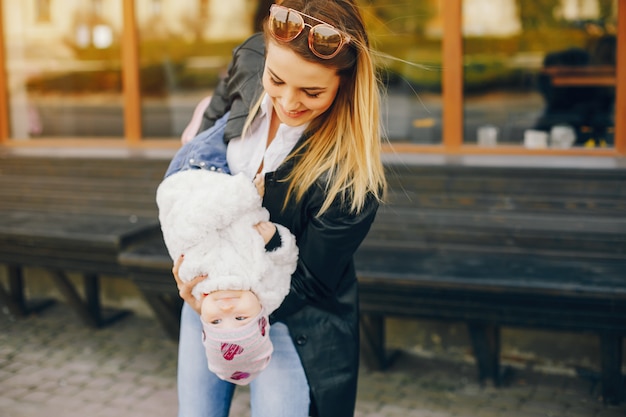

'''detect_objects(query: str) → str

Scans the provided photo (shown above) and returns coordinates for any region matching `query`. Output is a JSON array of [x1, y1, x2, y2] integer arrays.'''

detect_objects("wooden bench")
[[119, 153, 626, 404], [0, 148, 168, 327], [358, 154, 626, 405]]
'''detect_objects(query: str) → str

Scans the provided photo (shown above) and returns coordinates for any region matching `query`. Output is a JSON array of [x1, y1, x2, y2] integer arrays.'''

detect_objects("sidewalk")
[[1, 303, 624, 417]]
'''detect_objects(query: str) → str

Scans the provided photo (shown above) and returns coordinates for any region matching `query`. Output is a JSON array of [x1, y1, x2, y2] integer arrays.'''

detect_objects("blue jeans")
[[165, 111, 231, 179], [177, 303, 310, 417]]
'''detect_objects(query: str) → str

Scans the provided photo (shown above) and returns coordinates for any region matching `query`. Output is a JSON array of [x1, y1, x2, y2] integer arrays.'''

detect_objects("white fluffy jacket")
[[156, 169, 298, 314]]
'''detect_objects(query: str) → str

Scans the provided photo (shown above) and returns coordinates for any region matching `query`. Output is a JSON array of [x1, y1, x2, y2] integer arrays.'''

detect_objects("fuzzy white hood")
[[156, 169, 297, 313]]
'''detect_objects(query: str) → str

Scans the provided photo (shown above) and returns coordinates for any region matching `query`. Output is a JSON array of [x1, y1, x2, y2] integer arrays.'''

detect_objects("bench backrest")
[[2, 151, 624, 260], [368, 156, 626, 260], [0, 151, 170, 218]]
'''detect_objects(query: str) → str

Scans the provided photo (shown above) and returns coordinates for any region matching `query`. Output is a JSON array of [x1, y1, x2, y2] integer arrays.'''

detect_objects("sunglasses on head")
[[268, 4, 351, 59]]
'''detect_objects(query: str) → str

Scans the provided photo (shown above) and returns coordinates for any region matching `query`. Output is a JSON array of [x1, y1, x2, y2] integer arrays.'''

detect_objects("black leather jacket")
[[199, 34, 265, 141], [201, 33, 379, 417]]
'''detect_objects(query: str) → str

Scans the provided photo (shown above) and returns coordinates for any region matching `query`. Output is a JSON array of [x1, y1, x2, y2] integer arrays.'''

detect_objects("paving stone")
[[0, 394, 18, 408], [60, 372, 92, 387], [1, 303, 624, 417], [19, 390, 52, 404], [519, 399, 569, 416]]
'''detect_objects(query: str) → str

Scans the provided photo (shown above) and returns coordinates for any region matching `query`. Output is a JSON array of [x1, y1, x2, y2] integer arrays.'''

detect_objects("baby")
[[157, 112, 298, 385]]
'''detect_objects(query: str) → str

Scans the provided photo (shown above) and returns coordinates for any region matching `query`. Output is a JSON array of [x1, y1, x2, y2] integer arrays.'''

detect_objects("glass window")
[[137, 0, 260, 138], [36, 0, 52, 23], [2, 0, 124, 139], [463, 0, 617, 149], [359, 0, 444, 144]]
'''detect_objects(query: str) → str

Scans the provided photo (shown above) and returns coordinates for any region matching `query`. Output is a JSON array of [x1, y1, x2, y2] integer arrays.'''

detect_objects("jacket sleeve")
[[199, 33, 265, 137], [271, 188, 379, 320]]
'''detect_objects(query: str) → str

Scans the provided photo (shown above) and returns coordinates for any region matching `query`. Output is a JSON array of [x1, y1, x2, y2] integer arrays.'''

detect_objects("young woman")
[[173, 1, 386, 416]]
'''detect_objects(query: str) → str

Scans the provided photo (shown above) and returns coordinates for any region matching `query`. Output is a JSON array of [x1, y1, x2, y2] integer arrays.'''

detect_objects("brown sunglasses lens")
[[309, 26, 343, 57], [270, 9, 303, 41]]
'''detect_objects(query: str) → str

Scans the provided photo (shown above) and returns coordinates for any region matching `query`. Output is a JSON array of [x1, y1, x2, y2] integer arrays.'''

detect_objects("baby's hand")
[[254, 221, 277, 245], [254, 174, 265, 198]]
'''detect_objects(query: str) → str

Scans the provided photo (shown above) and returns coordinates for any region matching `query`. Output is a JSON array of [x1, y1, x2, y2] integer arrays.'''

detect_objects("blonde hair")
[[246, 0, 386, 216]]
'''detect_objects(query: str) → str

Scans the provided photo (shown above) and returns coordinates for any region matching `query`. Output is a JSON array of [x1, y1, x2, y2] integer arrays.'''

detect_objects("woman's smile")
[[279, 104, 308, 119]]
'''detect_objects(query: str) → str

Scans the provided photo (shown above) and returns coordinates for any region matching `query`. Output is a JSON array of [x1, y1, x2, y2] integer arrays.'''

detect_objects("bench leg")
[[0, 281, 22, 318], [468, 323, 501, 387], [360, 314, 397, 370], [1, 266, 26, 317], [83, 273, 133, 327], [141, 293, 183, 340], [49, 270, 130, 328], [600, 331, 624, 405], [0, 265, 55, 318]]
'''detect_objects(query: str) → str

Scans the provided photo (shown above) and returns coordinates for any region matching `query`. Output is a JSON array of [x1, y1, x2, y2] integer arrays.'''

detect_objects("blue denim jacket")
[[164, 111, 231, 179]]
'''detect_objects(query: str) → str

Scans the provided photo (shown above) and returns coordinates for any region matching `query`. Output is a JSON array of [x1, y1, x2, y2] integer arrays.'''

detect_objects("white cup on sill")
[[550, 125, 576, 149], [477, 125, 499, 147], [524, 129, 549, 149]]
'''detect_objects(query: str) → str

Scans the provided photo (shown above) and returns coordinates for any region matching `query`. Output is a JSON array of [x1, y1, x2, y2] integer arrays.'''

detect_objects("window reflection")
[[36, 0, 52, 23], [361, 0, 443, 144], [3, 0, 123, 139], [133, 0, 443, 141], [463, 0, 617, 149], [137, 0, 256, 138], [138, 0, 444, 141]]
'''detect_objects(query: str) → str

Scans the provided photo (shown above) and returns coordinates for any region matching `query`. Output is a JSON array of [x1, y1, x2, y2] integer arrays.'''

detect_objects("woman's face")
[[263, 40, 341, 127]]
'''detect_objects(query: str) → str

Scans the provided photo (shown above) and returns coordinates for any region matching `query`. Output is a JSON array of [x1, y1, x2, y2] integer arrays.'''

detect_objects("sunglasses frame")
[[269, 4, 351, 59]]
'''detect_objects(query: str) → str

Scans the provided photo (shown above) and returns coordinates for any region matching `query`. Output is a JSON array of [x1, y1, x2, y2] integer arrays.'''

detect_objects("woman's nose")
[[281, 90, 299, 111]]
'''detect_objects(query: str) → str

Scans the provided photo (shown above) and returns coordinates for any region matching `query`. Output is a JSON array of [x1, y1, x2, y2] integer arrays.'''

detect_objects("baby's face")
[[201, 290, 262, 329]]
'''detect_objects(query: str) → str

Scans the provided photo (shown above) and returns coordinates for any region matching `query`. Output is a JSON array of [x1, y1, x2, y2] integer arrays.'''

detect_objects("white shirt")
[[227, 94, 308, 180]]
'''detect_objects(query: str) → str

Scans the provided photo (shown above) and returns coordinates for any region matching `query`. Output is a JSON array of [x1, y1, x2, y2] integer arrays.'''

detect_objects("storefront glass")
[[136, 0, 444, 142], [2, 0, 124, 139], [362, 0, 444, 144], [136, 0, 263, 138], [463, 0, 617, 149]]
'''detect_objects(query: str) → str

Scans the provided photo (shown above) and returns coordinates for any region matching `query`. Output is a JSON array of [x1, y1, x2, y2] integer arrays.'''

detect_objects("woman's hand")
[[253, 173, 265, 198], [254, 221, 277, 245], [172, 254, 206, 315]]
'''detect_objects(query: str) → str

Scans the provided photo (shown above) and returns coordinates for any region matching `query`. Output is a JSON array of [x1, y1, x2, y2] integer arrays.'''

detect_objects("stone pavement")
[[1, 303, 624, 417]]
